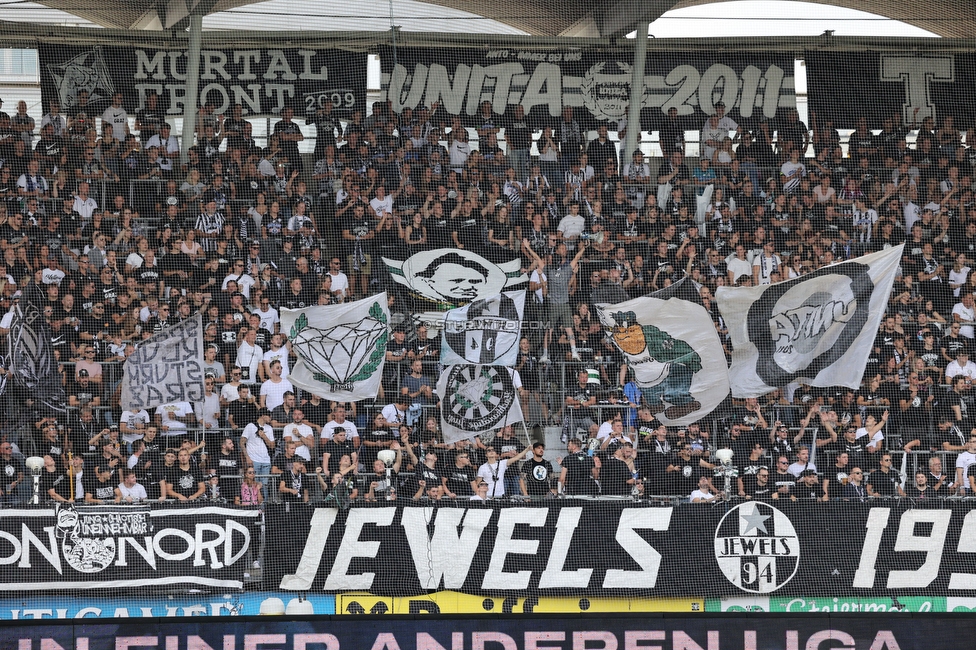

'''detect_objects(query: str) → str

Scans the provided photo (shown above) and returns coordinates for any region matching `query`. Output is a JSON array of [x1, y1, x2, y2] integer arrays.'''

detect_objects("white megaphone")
[[580, 231, 605, 245]]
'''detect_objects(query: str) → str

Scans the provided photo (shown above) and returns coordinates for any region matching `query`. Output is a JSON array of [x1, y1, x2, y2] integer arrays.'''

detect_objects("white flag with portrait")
[[281, 294, 390, 401], [716, 245, 903, 397], [436, 365, 524, 444]]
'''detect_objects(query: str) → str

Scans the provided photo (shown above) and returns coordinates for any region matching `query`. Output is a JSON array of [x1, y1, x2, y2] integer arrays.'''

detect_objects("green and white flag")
[[281, 294, 390, 401]]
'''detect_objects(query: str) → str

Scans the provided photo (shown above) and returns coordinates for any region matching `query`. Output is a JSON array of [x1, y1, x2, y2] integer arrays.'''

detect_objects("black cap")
[[533, 441, 545, 449], [800, 469, 817, 478], [714, 101, 726, 108], [78, 369, 90, 377]]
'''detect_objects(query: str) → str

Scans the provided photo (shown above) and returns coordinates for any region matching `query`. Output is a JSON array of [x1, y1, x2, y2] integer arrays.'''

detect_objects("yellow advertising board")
[[336, 592, 702, 615]]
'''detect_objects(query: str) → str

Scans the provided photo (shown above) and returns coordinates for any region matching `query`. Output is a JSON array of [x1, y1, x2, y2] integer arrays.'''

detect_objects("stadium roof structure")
[[15, 0, 976, 37]]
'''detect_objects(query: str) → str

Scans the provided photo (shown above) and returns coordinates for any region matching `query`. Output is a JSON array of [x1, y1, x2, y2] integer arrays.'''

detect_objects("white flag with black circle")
[[716, 245, 903, 398], [437, 365, 524, 444], [440, 291, 525, 366]]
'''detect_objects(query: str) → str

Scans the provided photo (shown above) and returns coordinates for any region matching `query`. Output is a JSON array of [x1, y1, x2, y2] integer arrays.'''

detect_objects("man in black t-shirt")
[[164, 449, 205, 500], [867, 453, 905, 497], [39, 455, 72, 502], [667, 443, 713, 496], [558, 438, 598, 496], [215, 437, 242, 498], [521, 443, 555, 498], [442, 450, 478, 499], [322, 429, 357, 477]]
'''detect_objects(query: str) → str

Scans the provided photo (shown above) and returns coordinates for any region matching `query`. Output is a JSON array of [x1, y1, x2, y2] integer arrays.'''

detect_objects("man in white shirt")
[[322, 405, 360, 441], [146, 122, 180, 153], [556, 202, 586, 246], [72, 182, 99, 221], [952, 292, 976, 339], [241, 409, 275, 488], [282, 408, 316, 462], [945, 349, 976, 382], [369, 186, 396, 220], [155, 401, 195, 437], [101, 92, 129, 137], [260, 359, 294, 411], [954, 436, 976, 496], [253, 299, 280, 334], [752, 240, 781, 285], [236, 328, 264, 384], [326, 257, 351, 300], [690, 475, 724, 503], [261, 334, 291, 380], [476, 445, 531, 499]]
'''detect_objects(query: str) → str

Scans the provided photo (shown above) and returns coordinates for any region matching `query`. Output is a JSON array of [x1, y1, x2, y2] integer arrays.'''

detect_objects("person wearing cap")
[[789, 469, 823, 501], [520, 442, 556, 498], [321, 425, 357, 478], [241, 408, 275, 488]]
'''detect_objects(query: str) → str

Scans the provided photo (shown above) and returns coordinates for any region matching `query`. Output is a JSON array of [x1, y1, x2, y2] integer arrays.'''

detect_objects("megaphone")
[[580, 231, 605, 245]]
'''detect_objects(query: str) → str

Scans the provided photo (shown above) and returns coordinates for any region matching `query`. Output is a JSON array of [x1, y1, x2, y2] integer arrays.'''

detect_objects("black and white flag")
[[441, 291, 525, 366], [6, 282, 66, 416], [120, 314, 205, 410], [716, 246, 903, 397], [436, 365, 524, 443]]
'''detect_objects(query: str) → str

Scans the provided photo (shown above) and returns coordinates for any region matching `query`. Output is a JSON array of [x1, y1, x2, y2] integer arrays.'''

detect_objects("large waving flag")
[[7, 282, 66, 416], [716, 245, 903, 397], [282, 294, 390, 401], [440, 291, 525, 366], [382, 248, 526, 310], [120, 314, 205, 410], [437, 365, 525, 444], [596, 278, 730, 426]]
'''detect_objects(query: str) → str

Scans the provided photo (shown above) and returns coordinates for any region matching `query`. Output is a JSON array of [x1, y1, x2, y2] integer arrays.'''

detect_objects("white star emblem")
[[740, 507, 770, 535]]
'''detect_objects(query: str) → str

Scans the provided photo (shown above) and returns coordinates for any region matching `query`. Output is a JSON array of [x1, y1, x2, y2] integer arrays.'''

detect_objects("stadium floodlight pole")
[[180, 12, 204, 163], [622, 21, 650, 161]]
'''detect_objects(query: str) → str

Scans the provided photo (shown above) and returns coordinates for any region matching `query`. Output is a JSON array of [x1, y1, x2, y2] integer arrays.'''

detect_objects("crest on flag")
[[441, 291, 525, 366], [597, 279, 729, 425], [437, 365, 524, 443], [120, 315, 205, 411], [717, 245, 903, 397], [46, 47, 115, 109], [283, 294, 390, 401], [383, 248, 526, 309]]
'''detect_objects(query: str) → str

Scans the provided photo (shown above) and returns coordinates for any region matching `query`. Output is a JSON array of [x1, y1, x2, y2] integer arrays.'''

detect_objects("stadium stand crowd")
[[0, 89, 975, 507]]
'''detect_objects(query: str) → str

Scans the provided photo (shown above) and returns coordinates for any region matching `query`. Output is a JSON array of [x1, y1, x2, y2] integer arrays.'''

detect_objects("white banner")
[[597, 293, 729, 426], [436, 365, 524, 444], [282, 294, 390, 401], [120, 314, 204, 411], [440, 291, 525, 366], [716, 246, 904, 397]]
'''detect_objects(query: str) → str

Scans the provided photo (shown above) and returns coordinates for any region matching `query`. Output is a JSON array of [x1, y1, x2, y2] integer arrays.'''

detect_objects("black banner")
[[38, 43, 367, 117], [0, 505, 258, 592], [266, 501, 976, 598], [805, 52, 976, 128], [380, 46, 795, 128], [3, 614, 976, 649]]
